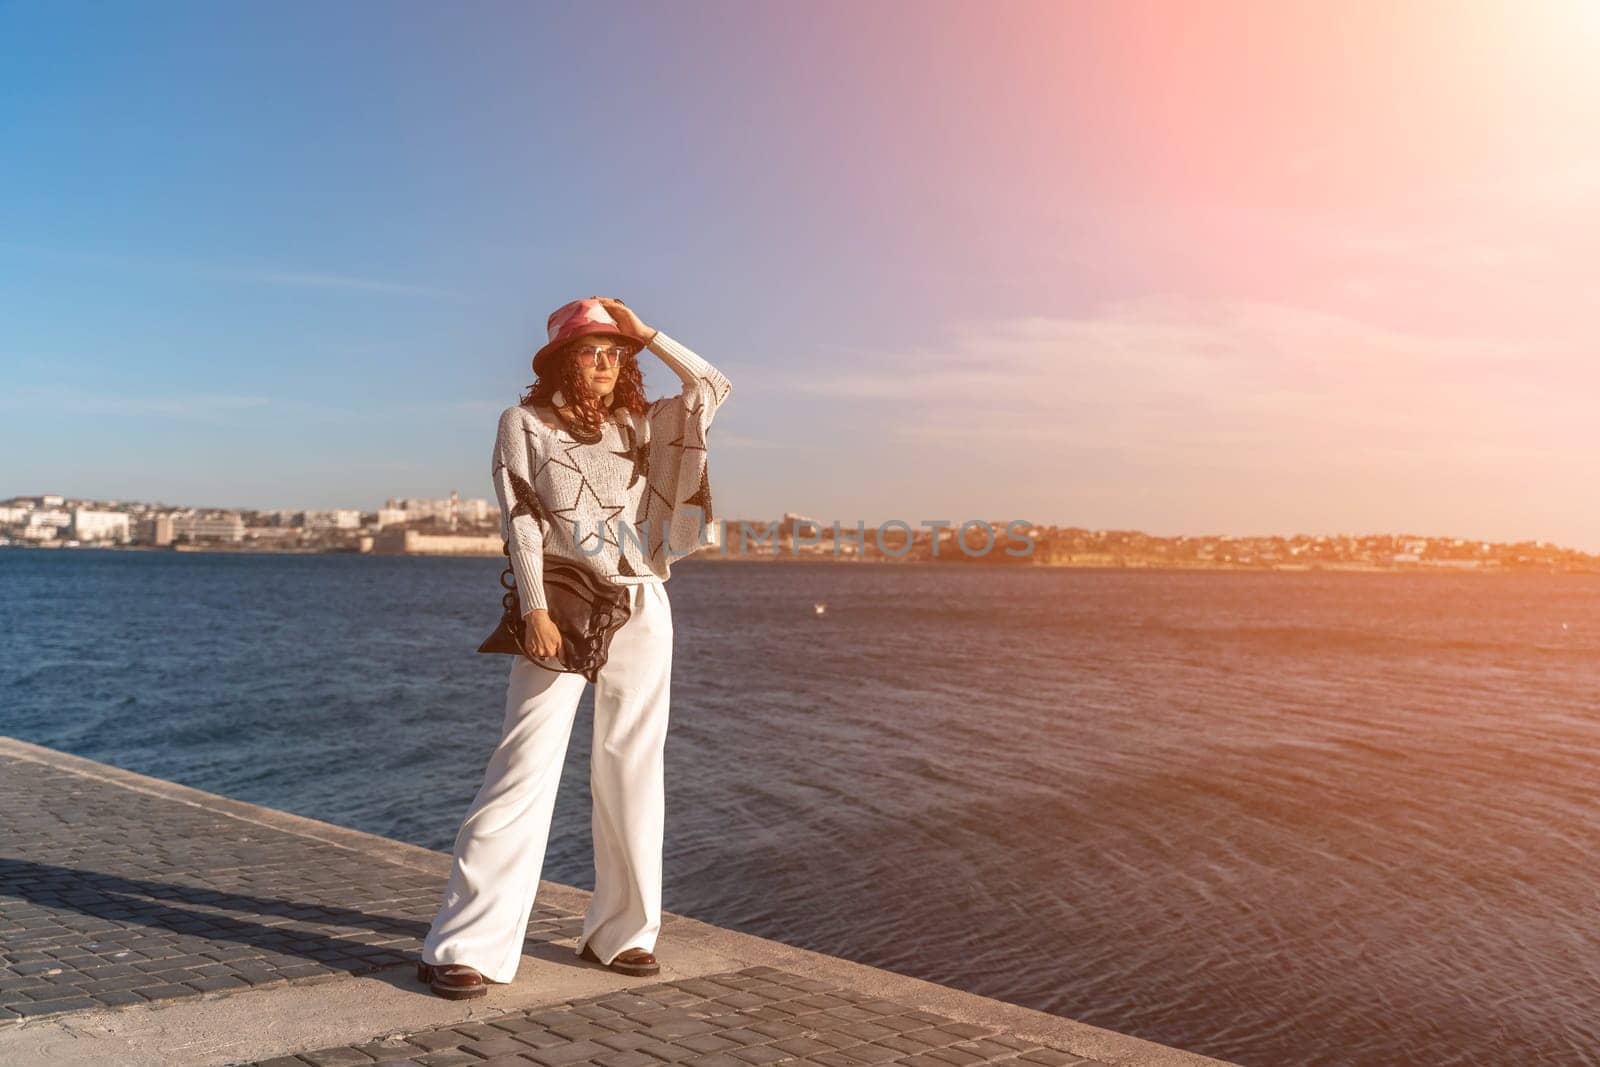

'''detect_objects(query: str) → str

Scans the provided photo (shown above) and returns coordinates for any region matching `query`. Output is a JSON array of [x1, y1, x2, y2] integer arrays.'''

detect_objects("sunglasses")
[[570, 342, 637, 368]]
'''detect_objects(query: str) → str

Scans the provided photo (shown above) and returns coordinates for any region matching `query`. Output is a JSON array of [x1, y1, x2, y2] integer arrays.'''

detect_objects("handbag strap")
[[498, 538, 538, 660]]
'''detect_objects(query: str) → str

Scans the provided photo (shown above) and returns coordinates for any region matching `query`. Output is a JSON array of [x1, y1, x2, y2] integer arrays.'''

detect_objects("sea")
[[1, 547, 1597, 1066]]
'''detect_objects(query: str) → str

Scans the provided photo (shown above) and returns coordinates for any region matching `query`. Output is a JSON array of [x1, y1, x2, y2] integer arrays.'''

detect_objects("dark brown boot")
[[417, 960, 489, 999], [579, 942, 660, 977]]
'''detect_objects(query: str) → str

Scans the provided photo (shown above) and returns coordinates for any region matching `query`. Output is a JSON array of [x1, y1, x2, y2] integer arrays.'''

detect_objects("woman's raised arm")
[[642, 329, 733, 427]]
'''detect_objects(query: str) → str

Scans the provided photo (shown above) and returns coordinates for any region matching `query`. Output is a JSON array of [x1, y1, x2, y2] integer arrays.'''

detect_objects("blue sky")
[[4, 1, 1598, 550]]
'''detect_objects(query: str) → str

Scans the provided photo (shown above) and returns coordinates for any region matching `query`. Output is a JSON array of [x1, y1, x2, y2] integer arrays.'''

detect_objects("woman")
[[416, 296, 732, 1000]]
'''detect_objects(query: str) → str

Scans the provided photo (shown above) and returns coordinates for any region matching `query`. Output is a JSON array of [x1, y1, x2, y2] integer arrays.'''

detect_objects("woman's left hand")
[[593, 296, 657, 345]]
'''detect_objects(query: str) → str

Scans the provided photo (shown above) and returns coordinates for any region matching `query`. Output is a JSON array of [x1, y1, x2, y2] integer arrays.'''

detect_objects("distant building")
[[243, 526, 303, 547], [385, 492, 492, 526], [386, 496, 451, 521], [303, 509, 362, 531], [28, 509, 72, 530], [139, 514, 175, 546], [171, 512, 245, 542], [375, 507, 408, 529], [72, 509, 131, 543], [371, 528, 501, 556], [139, 515, 175, 547], [779, 512, 822, 539]]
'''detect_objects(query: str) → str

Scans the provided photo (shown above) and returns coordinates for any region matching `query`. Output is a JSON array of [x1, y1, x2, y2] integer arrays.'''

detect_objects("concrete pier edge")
[[0, 736, 1235, 1067]]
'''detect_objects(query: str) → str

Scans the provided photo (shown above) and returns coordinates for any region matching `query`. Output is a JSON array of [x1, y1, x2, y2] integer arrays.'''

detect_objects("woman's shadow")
[[0, 856, 588, 1004]]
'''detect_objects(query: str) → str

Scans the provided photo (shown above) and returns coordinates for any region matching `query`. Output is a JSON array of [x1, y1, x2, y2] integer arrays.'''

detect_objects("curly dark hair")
[[519, 336, 651, 438]]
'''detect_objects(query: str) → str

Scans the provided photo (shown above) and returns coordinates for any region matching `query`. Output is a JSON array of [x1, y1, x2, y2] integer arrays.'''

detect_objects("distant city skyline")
[[4, 4, 1599, 552], [7, 489, 1598, 564]]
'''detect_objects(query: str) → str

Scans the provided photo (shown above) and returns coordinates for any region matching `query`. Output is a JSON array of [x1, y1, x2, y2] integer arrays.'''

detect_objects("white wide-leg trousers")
[[420, 578, 673, 983]]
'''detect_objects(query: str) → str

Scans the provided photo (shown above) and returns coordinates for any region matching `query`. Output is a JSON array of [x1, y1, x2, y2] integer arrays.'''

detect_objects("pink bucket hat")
[[532, 297, 637, 376]]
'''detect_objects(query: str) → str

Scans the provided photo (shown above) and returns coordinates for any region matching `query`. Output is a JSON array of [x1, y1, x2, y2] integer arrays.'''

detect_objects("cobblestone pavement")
[[0, 753, 578, 1024], [242, 965, 1103, 1067]]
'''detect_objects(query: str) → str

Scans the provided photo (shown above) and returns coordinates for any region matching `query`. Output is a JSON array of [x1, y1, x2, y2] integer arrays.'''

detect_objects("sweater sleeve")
[[640, 330, 733, 564], [644, 329, 733, 427], [491, 405, 550, 613]]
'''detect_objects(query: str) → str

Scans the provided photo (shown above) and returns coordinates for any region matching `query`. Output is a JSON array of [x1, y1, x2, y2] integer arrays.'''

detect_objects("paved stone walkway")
[[0, 737, 1233, 1067], [0, 752, 580, 1023], [246, 966, 1095, 1067]]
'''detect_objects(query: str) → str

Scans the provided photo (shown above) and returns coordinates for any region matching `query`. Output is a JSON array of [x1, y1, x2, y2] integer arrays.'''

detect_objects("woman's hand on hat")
[[594, 297, 657, 345]]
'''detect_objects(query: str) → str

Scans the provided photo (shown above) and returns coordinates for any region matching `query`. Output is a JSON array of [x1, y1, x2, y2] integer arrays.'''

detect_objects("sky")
[[3, 0, 1598, 550]]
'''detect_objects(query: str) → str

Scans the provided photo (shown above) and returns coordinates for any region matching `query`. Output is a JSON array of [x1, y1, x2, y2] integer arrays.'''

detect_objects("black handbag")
[[477, 539, 632, 684]]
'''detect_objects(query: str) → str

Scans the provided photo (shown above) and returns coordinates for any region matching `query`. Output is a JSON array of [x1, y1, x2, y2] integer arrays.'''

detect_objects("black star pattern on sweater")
[[682, 464, 714, 522], [642, 482, 673, 562], [498, 461, 550, 527], [610, 422, 649, 489], [639, 481, 674, 528], [549, 476, 626, 554], [664, 396, 709, 453], [531, 434, 584, 482]]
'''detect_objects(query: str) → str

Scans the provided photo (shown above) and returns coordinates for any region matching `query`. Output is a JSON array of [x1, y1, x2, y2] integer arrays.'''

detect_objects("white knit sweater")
[[491, 330, 733, 612]]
